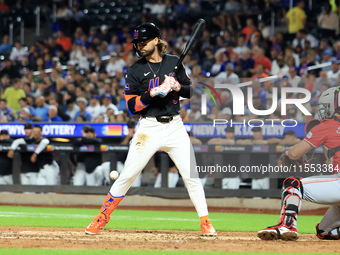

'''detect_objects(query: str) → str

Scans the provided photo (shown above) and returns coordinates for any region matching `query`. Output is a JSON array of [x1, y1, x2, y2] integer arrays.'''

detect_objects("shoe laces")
[[90, 215, 106, 228], [202, 220, 212, 229]]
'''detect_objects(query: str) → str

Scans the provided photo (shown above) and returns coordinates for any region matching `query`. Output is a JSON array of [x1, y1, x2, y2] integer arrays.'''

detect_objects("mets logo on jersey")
[[125, 83, 130, 91]]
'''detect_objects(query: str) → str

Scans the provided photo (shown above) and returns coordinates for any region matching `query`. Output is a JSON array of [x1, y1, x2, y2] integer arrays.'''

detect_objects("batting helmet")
[[131, 22, 161, 44], [317, 86, 340, 120]]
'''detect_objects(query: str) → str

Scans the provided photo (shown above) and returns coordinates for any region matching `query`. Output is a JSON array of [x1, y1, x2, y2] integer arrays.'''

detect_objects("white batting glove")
[[158, 79, 172, 97], [164, 75, 181, 92], [150, 82, 171, 97]]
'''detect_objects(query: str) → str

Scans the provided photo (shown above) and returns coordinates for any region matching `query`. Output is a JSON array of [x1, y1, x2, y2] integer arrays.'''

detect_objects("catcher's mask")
[[317, 86, 340, 120], [131, 22, 161, 58]]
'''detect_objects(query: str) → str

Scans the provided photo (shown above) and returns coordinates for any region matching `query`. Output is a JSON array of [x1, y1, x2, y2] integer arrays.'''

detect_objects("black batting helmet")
[[131, 22, 161, 44]]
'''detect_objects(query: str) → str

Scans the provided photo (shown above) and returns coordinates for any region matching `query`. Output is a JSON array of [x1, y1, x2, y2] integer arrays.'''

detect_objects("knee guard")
[[279, 177, 303, 228]]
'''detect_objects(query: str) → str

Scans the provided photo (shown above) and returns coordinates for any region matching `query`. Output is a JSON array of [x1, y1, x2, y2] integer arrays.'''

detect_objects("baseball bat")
[[173, 18, 206, 77], [159, 18, 206, 98]]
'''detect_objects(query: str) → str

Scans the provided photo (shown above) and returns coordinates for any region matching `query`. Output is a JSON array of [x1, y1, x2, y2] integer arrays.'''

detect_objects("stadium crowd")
[[0, 0, 339, 126]]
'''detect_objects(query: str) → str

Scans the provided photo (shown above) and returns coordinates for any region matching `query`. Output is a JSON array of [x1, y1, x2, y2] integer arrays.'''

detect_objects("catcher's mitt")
[[278, 150, 308, 170]]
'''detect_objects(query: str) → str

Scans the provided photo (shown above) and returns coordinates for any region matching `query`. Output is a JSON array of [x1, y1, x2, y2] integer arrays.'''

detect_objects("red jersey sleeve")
[[303, 122, 327, 148]]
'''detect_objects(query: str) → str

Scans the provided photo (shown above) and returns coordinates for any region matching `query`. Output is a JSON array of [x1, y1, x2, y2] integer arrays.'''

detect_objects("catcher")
[[258, 86, 340, 241]]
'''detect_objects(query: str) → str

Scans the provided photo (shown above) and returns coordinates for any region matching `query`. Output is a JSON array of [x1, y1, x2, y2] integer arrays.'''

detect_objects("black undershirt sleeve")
[[178, 85, 192, 98]]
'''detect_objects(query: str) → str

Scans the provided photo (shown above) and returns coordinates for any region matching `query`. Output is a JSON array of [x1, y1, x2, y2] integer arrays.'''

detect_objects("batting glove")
[[158, 78, 172, 98], [150, 82, 171, 97], [164, 75, 181, 92]]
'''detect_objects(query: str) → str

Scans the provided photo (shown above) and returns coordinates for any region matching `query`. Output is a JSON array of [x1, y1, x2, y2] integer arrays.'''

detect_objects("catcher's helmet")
[[317, 86, 340, 120], [131, 22, 161, 44]]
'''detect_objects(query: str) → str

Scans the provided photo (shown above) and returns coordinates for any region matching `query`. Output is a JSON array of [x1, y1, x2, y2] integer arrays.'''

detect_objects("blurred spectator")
[[0, 0, 9, 14], [65, 98, 80, 121], [215, 63, 240, 85], [292, 29, 319, 50], [48, 97, 69, 121], [268, 130, 301, 145], [8, 123, 39, 185], [252, 64, 270, 88], [253, 47, 272, 73], [252, 79, 267, 105], [208, 126, 236, 146], [313, 71, 331, 95], [0, 130, 13, 185], [47, 105, 63, 122], [0, 73, 10, 93], [0, 35, 12, 55], [107, 35, 120, 53], [0, 55, 21, 78], [241, 18, 256, 42], [86, 94, 101, 120], [106, 52, 126, 78], [233, 35, 249, 59], [327, 60, 340, 86], [285, 0, 306, 40], [239, 49, 255, 77], [99, 25, 111, 44], [258, 20, 270, 40], [18, 97, 36, 117], [202, 49, 215, 75], [101, 93, 118, 115], [33, 96, 49, 121], [74, 97, 92, 122], [17, 107, 33, 123], [1, 78, 25, 112], [0, 98, 14, 122], [288, 67, 302, 88], [56, 30, 72, 52], [318, 3, 339, 39], [285, 46, 300, 67], [116, 86, 127, 111], [320, 49, 336, 70], [271, 53, 289, 78], [9, 41, 28, 62], [90, 55, 106, 74]]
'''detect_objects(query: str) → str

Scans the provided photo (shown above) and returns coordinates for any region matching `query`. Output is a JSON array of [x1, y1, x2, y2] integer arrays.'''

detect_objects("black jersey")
[[0, 139, 13, 175], [21, 138, 39, 173], [124, 54, 192, 117]]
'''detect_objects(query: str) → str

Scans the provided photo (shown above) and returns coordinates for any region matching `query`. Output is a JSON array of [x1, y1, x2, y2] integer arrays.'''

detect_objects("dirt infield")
[[1, 226, 340, 253]]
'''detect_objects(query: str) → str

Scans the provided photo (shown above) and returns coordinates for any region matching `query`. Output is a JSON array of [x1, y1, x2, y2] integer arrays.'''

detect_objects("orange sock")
[[100, 193, 124, 222], [200, 216, 209, 222]]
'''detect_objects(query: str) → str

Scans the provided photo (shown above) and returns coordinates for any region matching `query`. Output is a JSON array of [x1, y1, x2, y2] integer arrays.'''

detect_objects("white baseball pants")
[[73, 162, 104, 186], [301, 173, 340, 232], [109, 115, 209, 217], [36, 160, 60, 185], [0, 174, 13, 185], [21, 172, 38, 185]]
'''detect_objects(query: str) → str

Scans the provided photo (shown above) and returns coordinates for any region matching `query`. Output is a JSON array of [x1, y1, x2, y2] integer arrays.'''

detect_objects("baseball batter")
[[258, 86, 340, 241], [85, 22, 216, 236]]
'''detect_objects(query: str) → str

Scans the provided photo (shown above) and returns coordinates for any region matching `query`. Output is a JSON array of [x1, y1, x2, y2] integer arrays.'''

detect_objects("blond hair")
[[157, 39, 168, 54]]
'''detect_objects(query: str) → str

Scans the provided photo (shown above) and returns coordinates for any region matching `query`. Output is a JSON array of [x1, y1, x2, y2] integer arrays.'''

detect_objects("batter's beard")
[[140, 46, 155, 57]]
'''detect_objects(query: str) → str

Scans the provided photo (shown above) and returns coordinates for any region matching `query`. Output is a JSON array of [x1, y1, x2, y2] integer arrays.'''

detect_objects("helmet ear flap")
[[133, 44, 141, 58]]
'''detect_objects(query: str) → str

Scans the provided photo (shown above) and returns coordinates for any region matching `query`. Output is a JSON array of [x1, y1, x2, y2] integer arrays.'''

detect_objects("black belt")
[[143, 115, 175, 123], [156, 116, 173, 123]]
